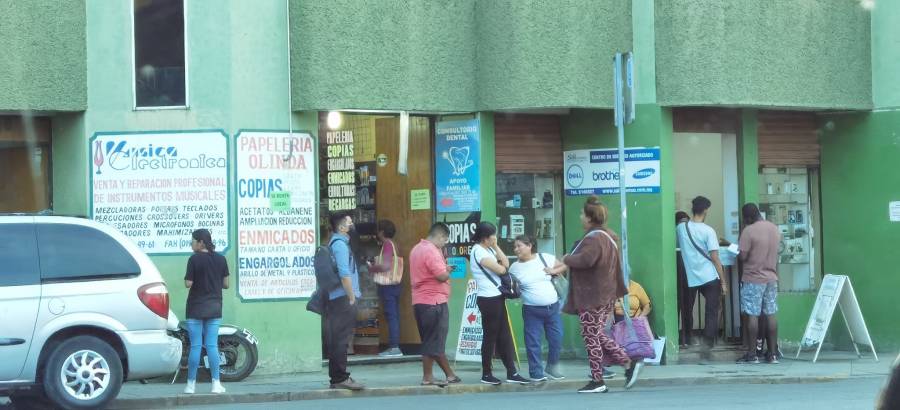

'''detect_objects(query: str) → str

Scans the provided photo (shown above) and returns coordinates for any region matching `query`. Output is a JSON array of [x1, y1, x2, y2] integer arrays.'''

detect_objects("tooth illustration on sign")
[[442, 146, 474, 176]]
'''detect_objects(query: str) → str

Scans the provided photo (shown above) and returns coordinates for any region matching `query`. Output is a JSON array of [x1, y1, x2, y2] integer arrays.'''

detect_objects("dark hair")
[[377, 219, 396, 238], [428, 222, 450, 238], [676, 211, 690, 225], [329, 211, 350, 232], [691, 196, 712, 216], [514, 235, 537, 254], [192, 228, 215, 251], [742, 203, 763, 225], [471, 221, 497, 243], [583, 195, 609, 226]]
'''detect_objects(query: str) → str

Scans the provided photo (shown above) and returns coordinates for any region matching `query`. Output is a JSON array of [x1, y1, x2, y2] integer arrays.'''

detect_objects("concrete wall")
[[475, 0, 631, 110], [655, 0, 872, 109], [0, 0, 87, 111], [872, 0, 900, 108], [819, 110, 900, 351], [54, 0, 322, 374]]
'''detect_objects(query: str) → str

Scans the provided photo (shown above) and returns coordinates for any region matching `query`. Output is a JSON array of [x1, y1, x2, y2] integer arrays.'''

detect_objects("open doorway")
[[318, 113, 434, 358], [673, 132, 742, 345]]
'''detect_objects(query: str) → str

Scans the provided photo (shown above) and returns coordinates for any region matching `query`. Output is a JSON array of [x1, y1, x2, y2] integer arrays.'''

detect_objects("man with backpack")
[[322, 212, 365, 391], [676, 196, 728, 354]]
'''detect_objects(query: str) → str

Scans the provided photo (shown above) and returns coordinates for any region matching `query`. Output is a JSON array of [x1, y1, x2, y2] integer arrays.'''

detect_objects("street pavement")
[[177, 378, 887, 410]]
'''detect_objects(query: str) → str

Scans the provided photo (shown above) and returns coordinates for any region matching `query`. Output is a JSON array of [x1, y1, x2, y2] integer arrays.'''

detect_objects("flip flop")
[[446, 376, 462, 384], [421, 380, 448, 387]]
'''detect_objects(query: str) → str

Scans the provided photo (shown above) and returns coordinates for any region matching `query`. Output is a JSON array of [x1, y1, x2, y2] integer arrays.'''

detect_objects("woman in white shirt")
[[470, 222, 530, 386], [509, 235, 564, 382]]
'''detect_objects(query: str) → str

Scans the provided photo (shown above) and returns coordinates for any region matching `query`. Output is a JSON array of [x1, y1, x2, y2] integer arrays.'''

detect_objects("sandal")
[[421, 380, 448, 387], [446, 376, 462, 384]]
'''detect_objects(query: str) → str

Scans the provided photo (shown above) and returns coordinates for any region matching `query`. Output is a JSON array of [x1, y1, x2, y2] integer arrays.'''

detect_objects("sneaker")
[[530, 376, 548, 382], [546, 367, 565, 380], [183, 380, 196, 394], [506, 373, 531, 384], [766, 353, 780, 364], [481, 375, 502, 385], [577, 380, 608, 393], [378, 347, 403, 357], [331, 377, 366, 391], [737, 352, 760, 364], [211, 380, 226, 394], [624, 360, 644, 389]]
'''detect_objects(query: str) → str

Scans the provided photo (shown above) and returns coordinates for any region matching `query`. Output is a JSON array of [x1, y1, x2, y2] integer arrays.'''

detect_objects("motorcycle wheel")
[[218, 334, 258, 382]]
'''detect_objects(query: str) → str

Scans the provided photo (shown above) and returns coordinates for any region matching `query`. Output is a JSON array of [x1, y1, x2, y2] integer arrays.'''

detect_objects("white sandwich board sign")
[[797, 274, 878, 363]]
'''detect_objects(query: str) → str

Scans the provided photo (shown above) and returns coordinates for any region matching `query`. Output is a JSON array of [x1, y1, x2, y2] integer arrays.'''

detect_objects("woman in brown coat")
[[546, 196, 643, 393]]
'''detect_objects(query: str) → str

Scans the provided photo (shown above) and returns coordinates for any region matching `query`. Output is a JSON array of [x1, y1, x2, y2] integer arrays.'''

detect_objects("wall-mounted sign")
[[90, 130, 229, 254], [410, 188, 431, 210], [326, 130, 356, 211], [890, 201, 900, 222], [435, 120, 480, 212], [563, 147, 661, 196], [236, 131, 317, 300]]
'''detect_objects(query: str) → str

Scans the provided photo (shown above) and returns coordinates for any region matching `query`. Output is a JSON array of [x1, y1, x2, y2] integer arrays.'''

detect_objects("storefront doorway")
[[318, 112, 434, 357], [0, 116, 51, 213], [673, 131, 742, 344]]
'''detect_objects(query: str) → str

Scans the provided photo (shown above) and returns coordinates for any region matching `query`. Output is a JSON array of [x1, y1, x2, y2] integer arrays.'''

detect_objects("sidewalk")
[[110, 351, 892, 409]]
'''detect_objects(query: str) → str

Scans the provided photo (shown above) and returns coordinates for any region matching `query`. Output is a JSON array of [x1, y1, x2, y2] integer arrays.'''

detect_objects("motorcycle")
[[166, 310, 259, 382]]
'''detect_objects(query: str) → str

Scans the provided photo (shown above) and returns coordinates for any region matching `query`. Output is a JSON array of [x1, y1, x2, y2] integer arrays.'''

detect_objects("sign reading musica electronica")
[[236, 131, 317, 300], [90, 131, 229, 254]]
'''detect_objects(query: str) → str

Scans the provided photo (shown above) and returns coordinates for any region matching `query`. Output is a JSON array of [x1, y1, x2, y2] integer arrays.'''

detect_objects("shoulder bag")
[[372, 240, 404, 286], [474, 246, 520, 299]]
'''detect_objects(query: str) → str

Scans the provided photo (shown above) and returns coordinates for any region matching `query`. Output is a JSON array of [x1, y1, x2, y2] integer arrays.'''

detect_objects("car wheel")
[[42, 336, 123, 410]]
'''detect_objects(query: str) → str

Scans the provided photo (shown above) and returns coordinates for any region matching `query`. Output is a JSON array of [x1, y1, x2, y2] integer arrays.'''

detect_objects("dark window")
[[37, 224, 140, 281], [134, 0, 186, 107], [0, 224, 40, 286]]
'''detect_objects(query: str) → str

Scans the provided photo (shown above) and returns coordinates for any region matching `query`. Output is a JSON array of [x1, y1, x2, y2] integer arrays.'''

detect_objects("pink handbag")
[[612, 316, 656, 360]]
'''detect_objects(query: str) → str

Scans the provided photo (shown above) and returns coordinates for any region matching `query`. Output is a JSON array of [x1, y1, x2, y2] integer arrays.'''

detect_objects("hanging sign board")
[[796, 274, 878, 363], [435, 120, 480, 212], [236, 131, 317, 300], [563, 147, 661, 196], [90, 130, 229, 254], [455, 279, 484, 362]]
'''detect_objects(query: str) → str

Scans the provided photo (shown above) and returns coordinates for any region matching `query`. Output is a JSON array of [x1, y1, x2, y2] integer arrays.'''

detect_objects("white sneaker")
[[378, 347, 403, 357], [211, 380, 226, 394], [183, 380, 196, 394]]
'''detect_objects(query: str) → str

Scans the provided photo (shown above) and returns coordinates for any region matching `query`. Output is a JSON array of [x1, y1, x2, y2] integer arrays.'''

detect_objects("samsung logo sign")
[[632, 168, 655, 179]]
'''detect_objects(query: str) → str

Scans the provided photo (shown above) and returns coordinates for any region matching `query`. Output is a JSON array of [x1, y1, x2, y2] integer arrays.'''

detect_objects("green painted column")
[[739, 109, 760, 206], [478, 112, 497, 224]]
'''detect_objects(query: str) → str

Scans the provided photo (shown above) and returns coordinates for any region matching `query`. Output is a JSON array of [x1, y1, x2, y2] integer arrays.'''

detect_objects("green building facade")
[[2, 0, 897, 374]]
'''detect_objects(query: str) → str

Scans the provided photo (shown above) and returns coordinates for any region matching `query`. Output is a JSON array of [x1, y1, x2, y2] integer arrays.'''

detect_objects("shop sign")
[[90, 130, 229, 254], [235, 131, 317, 300], [454, 279, 483, 362], [325, 130, 356, 211], [435, 120, 480, 212], [563, 147, 661, 195]]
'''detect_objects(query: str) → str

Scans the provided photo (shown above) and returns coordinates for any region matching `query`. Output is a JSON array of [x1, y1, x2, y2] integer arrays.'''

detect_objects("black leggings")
[[476, 295, 517, 377]]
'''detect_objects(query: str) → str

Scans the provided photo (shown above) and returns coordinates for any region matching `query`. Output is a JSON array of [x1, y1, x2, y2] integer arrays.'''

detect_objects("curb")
[[109, 373, 871, 409]]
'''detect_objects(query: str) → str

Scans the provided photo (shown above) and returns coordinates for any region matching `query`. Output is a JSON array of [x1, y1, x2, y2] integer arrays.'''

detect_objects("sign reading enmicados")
[[90, 131, 229, 254], [236, 131, 317, 300]]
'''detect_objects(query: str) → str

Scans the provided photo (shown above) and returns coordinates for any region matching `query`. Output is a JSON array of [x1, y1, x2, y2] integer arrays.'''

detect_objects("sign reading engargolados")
[[90, 131, 229, 254], [563, 147, 661, 196], [236, 131, 317, 300]]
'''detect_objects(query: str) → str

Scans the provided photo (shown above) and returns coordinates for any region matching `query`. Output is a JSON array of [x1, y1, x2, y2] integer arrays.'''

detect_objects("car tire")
[[42, 336, 123, 410]]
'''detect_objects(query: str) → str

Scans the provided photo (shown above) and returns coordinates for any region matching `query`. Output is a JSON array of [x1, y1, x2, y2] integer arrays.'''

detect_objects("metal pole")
[[614, 53, 631, 288]]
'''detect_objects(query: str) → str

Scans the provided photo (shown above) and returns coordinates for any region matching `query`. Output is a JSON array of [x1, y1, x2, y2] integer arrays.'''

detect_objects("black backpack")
[[314, 237, 347, 291]]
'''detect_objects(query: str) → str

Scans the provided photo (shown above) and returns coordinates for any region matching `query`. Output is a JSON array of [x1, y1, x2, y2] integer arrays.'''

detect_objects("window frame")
[[131, 0, 190, 111]]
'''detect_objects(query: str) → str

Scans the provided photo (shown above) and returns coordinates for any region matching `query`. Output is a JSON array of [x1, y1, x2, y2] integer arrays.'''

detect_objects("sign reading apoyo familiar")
[[563, 147, 661, 196], [236, 131, 317, 300], [435, 120, 480, 212], [90, 131, 229, 254]]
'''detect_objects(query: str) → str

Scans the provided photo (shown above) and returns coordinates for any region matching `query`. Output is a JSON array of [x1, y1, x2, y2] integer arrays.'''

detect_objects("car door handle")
[[0, 338, 25, 346]]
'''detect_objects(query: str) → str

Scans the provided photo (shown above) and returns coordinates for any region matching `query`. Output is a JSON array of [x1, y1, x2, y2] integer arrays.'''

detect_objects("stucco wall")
[[656, 0, 872, 109], [289, 0, 477, 112], [872, 0, 900, 108], [475, 0, 631, 110], [0, 0, 87, 111]]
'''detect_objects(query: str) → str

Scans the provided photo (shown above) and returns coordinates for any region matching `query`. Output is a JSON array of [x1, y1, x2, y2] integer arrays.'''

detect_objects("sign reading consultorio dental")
[[563, 147, 661, 195], [435, 120, 480, 212], [236, 131, 317, 300], [90, 131, 229, 254]]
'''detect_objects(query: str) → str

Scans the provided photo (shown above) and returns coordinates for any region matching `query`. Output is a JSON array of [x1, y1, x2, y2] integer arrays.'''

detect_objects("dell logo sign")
[[566, 165, 584, 188]]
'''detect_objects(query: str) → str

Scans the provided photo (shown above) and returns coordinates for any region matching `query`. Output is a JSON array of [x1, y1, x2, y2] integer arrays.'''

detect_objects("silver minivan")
[[0, 215, 181, 409]]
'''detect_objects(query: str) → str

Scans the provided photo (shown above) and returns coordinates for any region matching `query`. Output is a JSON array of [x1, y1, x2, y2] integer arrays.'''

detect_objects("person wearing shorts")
[[409, 223, 460, 386], [736, 203, 782, 364]]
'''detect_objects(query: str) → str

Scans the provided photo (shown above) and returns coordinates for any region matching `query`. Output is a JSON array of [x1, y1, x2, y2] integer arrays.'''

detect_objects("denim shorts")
[[740, 281, 778, 316]]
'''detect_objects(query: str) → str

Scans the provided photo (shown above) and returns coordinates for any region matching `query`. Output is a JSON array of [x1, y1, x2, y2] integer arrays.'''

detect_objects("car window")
[[37, 224, 141, 281], [0, 223, 40, 286]]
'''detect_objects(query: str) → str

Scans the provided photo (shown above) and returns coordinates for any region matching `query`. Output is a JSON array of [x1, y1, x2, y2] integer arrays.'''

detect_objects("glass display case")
[[495, 173, 563, 260]]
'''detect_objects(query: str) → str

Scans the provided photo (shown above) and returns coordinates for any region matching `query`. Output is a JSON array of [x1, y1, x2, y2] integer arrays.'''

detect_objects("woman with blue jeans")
[[509, 235, 564, 381], [183, 229, 229, 394], [367, 220, 403, 357]]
